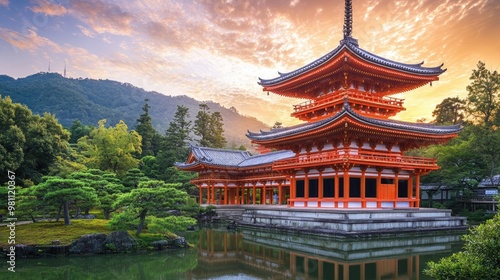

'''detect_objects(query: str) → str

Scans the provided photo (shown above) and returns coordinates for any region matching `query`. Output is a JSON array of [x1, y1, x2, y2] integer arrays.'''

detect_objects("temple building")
[[176, 0, 461, 209]]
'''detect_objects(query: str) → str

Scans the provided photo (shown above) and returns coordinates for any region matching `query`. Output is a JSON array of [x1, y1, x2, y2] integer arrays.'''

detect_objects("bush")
[[425, 212, 500, 279]]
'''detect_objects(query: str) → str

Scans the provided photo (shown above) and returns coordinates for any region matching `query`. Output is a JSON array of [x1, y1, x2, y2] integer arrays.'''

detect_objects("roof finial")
[[343, 0, 353, 38]]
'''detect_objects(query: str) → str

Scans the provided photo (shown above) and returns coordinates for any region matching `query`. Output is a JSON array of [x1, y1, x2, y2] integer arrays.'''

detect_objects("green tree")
[[0, 96, 70, 185], [193, 104, 226, 148], [160, 105, 192, 166], [77, 119, 142, 175], [68, 169, 124, 219], [68, 119, 94, 143], [432, 97, 466, 125], [466, 61, 500, 126], [110, 180, 193, 235], [122, 168, 149, 191], [135, 99, 161, 157], [425, 212, 500, 279], [33, 177, 98, 225]]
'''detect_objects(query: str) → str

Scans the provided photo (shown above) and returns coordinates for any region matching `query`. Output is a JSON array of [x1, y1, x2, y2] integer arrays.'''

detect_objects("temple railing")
[[292, 92, 404, 113], [273, 150, 437, 170]]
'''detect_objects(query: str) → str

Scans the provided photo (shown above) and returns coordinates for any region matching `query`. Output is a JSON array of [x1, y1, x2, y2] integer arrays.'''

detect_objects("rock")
[[104, 231, 137, 252], [173, 237, 188, 248], [151, 240, 170, 250], [74, 214, 96, 219], [14, 244, 37, 257], [69, 233, 107, 254], [51, 240, 61, 245]]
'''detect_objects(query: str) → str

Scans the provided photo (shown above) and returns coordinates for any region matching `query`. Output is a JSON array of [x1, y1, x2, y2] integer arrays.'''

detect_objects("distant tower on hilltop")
[[64, 61, 67, 77], [48, 61, 51, 72]]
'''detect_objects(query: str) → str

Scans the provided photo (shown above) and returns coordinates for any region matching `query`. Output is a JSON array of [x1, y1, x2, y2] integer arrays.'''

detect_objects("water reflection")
[[5, 228, 463, 280], [187, 227, 464, 280]]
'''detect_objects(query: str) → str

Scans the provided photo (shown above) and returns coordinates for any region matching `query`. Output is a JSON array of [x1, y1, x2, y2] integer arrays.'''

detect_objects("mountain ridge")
[[0, 72, 270, 149]]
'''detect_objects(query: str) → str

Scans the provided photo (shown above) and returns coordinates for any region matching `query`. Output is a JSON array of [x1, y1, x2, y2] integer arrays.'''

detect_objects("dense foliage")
[[425, 212, 500, 279], [0, 96, 70, 184]]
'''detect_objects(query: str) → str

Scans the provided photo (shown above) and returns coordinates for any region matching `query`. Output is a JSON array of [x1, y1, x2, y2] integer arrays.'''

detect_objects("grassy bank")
[[0, 219, 182, 250], [0, 219, 112, 246]]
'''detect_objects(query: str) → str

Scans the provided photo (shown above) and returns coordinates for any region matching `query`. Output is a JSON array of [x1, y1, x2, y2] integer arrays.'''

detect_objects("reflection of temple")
[[187, 228, 461, 280], [176, 0, 461, 209]]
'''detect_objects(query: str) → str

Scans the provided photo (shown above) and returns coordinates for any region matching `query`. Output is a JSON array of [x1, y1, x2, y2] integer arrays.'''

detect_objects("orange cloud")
[[0, 0, 8, 8], [0, 28, 62, 53], [69, 0, 134, 36], [31, 0, 67, 16]]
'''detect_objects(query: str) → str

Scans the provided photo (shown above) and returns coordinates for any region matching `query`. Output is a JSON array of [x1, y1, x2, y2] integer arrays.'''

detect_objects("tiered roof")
[[175, 146, 294, 170], [258, 38, 445, 88], [247, 99, 461, 142]]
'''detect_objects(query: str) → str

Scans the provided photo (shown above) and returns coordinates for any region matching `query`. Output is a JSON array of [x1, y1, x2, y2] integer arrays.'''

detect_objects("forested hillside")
[[0, 72, 269, 147]]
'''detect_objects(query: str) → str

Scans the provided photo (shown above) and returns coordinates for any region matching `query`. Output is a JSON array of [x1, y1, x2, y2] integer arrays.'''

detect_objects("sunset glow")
[[1, 0, 499, 126]]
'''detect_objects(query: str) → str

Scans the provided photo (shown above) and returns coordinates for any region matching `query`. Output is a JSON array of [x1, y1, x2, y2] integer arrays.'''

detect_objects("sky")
[[0, 0, 499, 126]]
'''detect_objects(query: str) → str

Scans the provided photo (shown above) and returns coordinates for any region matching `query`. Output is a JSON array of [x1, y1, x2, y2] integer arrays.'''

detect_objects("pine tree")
[[135, 99, 160, 157], [193, 103, 227, 148]]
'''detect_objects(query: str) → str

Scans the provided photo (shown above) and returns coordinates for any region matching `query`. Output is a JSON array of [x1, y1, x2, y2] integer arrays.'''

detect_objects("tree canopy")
[[77, 119, 142, 175], [0, 96, 70, 185]]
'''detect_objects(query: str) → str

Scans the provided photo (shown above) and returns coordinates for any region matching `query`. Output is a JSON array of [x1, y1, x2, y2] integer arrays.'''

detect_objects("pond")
[[3, 227, 464, 279]]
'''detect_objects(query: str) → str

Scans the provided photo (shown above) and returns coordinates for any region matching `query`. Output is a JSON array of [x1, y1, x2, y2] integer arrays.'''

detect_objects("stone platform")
[[213, 205, 467, 237]]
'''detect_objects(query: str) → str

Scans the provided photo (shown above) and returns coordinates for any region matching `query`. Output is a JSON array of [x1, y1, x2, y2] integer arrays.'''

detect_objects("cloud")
[[0, 0, 8, 8], [0, 27, 62, 53], [31, 0, 68, 16], [69, 0, 134, 36]]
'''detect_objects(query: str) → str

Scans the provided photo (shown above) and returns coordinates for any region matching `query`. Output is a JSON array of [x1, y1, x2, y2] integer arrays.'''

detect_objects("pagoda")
[[176, 0, 461, 209]]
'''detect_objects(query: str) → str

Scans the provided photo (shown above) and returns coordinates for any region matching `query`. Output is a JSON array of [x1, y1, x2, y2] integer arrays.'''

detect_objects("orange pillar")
[[278, 182, 283, 205], [416, 173, 421, 208], [199, 186, 203, 205], [253, 184, 257, 205], [394, 171, 399, 208], [334, 169, 339, 208], [408, 176, 414, 207], [290, 175, 296, 207], [318, 170, 324, 207], [206, 185, 210, 204], [262, 182, 267, 204], [361, 168, 366, 208], [343, 169, 349, 208], [304, 172, 309, 207], [224, 185, 228, 205]]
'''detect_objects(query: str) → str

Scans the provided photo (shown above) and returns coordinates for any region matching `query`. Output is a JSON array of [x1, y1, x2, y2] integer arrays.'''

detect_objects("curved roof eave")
[[247, 99, 462, 141], [258, 38, 446, 87]]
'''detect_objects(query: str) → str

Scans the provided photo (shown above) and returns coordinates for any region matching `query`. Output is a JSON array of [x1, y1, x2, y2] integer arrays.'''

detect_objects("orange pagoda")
[[176, 0, 461, 209]]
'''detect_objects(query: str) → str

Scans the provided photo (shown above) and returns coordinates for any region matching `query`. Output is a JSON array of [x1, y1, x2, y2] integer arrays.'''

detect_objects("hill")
[[0, 72, 269, 149]]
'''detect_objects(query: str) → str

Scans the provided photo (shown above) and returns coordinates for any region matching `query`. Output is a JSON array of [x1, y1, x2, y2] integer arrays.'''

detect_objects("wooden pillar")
[[304, 171, 309, 199], [318, 170, 324, 207], [361, 167, 366, 208], [290, 174, 296, 207], [416, 172, 421, 208], [207, 185, 211, 204], [253, 183, 257, 205], [212, 184, 216, 204], [236, 185, 240, 205], [394, 170, 399, 208], [224, 185, 228, 205], [199, 186, 203, 205], [278, 181, 283, 205], [343, 169, 349, 208], [408, 176, 413, 207], [262, 182, 267, 204], [334, 169, 339, 208], [377, 168, 382, 208]]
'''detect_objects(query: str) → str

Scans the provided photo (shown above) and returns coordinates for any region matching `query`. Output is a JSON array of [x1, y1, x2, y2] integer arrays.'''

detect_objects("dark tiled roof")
[[247, 99, 462, 141], [175, 146, 294, 169], [258, 37, 445, 86]]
